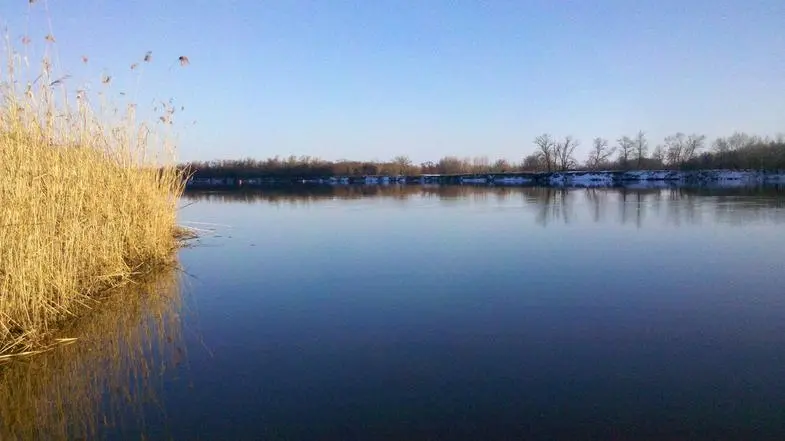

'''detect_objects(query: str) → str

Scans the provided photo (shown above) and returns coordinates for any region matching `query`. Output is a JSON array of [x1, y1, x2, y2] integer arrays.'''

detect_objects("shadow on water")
[[0, 270, 187, 441]]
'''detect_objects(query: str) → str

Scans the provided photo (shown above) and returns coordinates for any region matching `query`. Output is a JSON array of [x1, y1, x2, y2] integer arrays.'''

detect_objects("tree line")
[[181, 131, 785, 179]]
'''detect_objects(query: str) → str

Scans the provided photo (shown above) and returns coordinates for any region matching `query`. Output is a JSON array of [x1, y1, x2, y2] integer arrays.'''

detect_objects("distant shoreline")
[[185, 169, 785, 190]]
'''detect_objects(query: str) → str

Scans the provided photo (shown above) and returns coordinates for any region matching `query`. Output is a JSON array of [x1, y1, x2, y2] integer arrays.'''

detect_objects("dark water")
[[2, 185, 785, 441]]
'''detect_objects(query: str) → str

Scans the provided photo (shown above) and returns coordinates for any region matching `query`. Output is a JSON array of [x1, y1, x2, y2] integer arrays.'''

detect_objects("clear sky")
[[1, 0, 784, 163]]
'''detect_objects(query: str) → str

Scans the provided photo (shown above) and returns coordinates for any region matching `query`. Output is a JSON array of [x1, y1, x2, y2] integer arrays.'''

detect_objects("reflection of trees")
[[585, 188, 609, 223], [525, 185, 785, 228], [522, 187, 575, 227], [0, 270, 185, 441], [627, 186, 784, 227], [710, 187, 785, 225], [655, 186, 785, 226], [635, 190, 645, 228], [665, 188, 701, 226], [182, 185, 785, 228], [619, 188, 630, 226], [183, 185, 534, 205]]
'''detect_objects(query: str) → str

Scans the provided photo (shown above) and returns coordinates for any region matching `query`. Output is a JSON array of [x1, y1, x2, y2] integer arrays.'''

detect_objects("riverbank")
[[546, 169, 785, 187], [185, 169, 785, 189]]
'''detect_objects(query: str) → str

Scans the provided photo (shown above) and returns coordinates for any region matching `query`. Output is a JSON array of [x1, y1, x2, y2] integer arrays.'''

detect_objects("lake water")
[[2, 185, 785, 440]]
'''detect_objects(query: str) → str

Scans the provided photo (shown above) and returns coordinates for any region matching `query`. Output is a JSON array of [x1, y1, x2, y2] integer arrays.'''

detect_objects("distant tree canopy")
[[180, 132, 785, 179]]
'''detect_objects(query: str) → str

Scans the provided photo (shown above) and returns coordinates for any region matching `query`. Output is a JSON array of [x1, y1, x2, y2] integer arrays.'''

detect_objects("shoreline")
[[185, 169, 785, 190]]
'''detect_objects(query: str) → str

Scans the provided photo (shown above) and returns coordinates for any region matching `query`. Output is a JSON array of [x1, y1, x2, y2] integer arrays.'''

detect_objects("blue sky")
[[1, 0, 783, 163]]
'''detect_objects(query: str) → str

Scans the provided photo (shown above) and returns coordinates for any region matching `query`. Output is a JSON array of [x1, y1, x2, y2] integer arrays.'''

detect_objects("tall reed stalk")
[[0, 31, 188, 358]]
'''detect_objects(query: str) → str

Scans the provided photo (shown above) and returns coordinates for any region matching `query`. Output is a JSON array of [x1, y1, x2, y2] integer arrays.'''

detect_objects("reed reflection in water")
[[0, 270, 187, 441]]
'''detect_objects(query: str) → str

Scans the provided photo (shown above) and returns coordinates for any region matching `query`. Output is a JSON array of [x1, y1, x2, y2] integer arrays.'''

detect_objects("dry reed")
[[0, 30, 189, 358]]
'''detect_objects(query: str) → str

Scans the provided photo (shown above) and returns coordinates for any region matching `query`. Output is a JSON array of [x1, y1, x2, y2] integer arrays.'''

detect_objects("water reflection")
[[183, 185, 785, 227], [174, 185, 785, 439], [0, 270, 186, 441], [8, 186, 779, 440]]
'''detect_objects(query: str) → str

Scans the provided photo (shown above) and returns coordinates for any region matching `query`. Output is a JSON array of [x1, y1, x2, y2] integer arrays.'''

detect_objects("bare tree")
[[712, 136, 734, 165], [554, 136, 579, 171], [712, 138, 731, 154], [533, 134, 556, 172], [392, 155, 412, 175], [437, 156, 463, 174], [683, 133, 706, 162], [420, 161, 437, 174], [492, 158, 510, 173], [586, 137, 615, 170], [634, 130, 648, 168], [714, 131, 756, 156], [617, 136, 635, 169], [727, 132, 754, 150], [523, 153, 544, 171], [472, 156, 490, 173], [664, 133, 686, 166], [651, 144, 666, 167]]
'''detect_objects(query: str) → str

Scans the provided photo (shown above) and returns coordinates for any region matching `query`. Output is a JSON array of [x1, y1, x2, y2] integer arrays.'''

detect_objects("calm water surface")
[[2, 185, 785, 440]]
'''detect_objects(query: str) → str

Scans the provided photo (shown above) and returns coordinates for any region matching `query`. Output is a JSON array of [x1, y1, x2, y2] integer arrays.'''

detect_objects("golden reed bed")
[[0, 24, 191, 359]]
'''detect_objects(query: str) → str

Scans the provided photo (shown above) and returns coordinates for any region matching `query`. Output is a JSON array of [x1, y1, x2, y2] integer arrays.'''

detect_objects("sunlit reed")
[[0, 29, 189, 358]]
